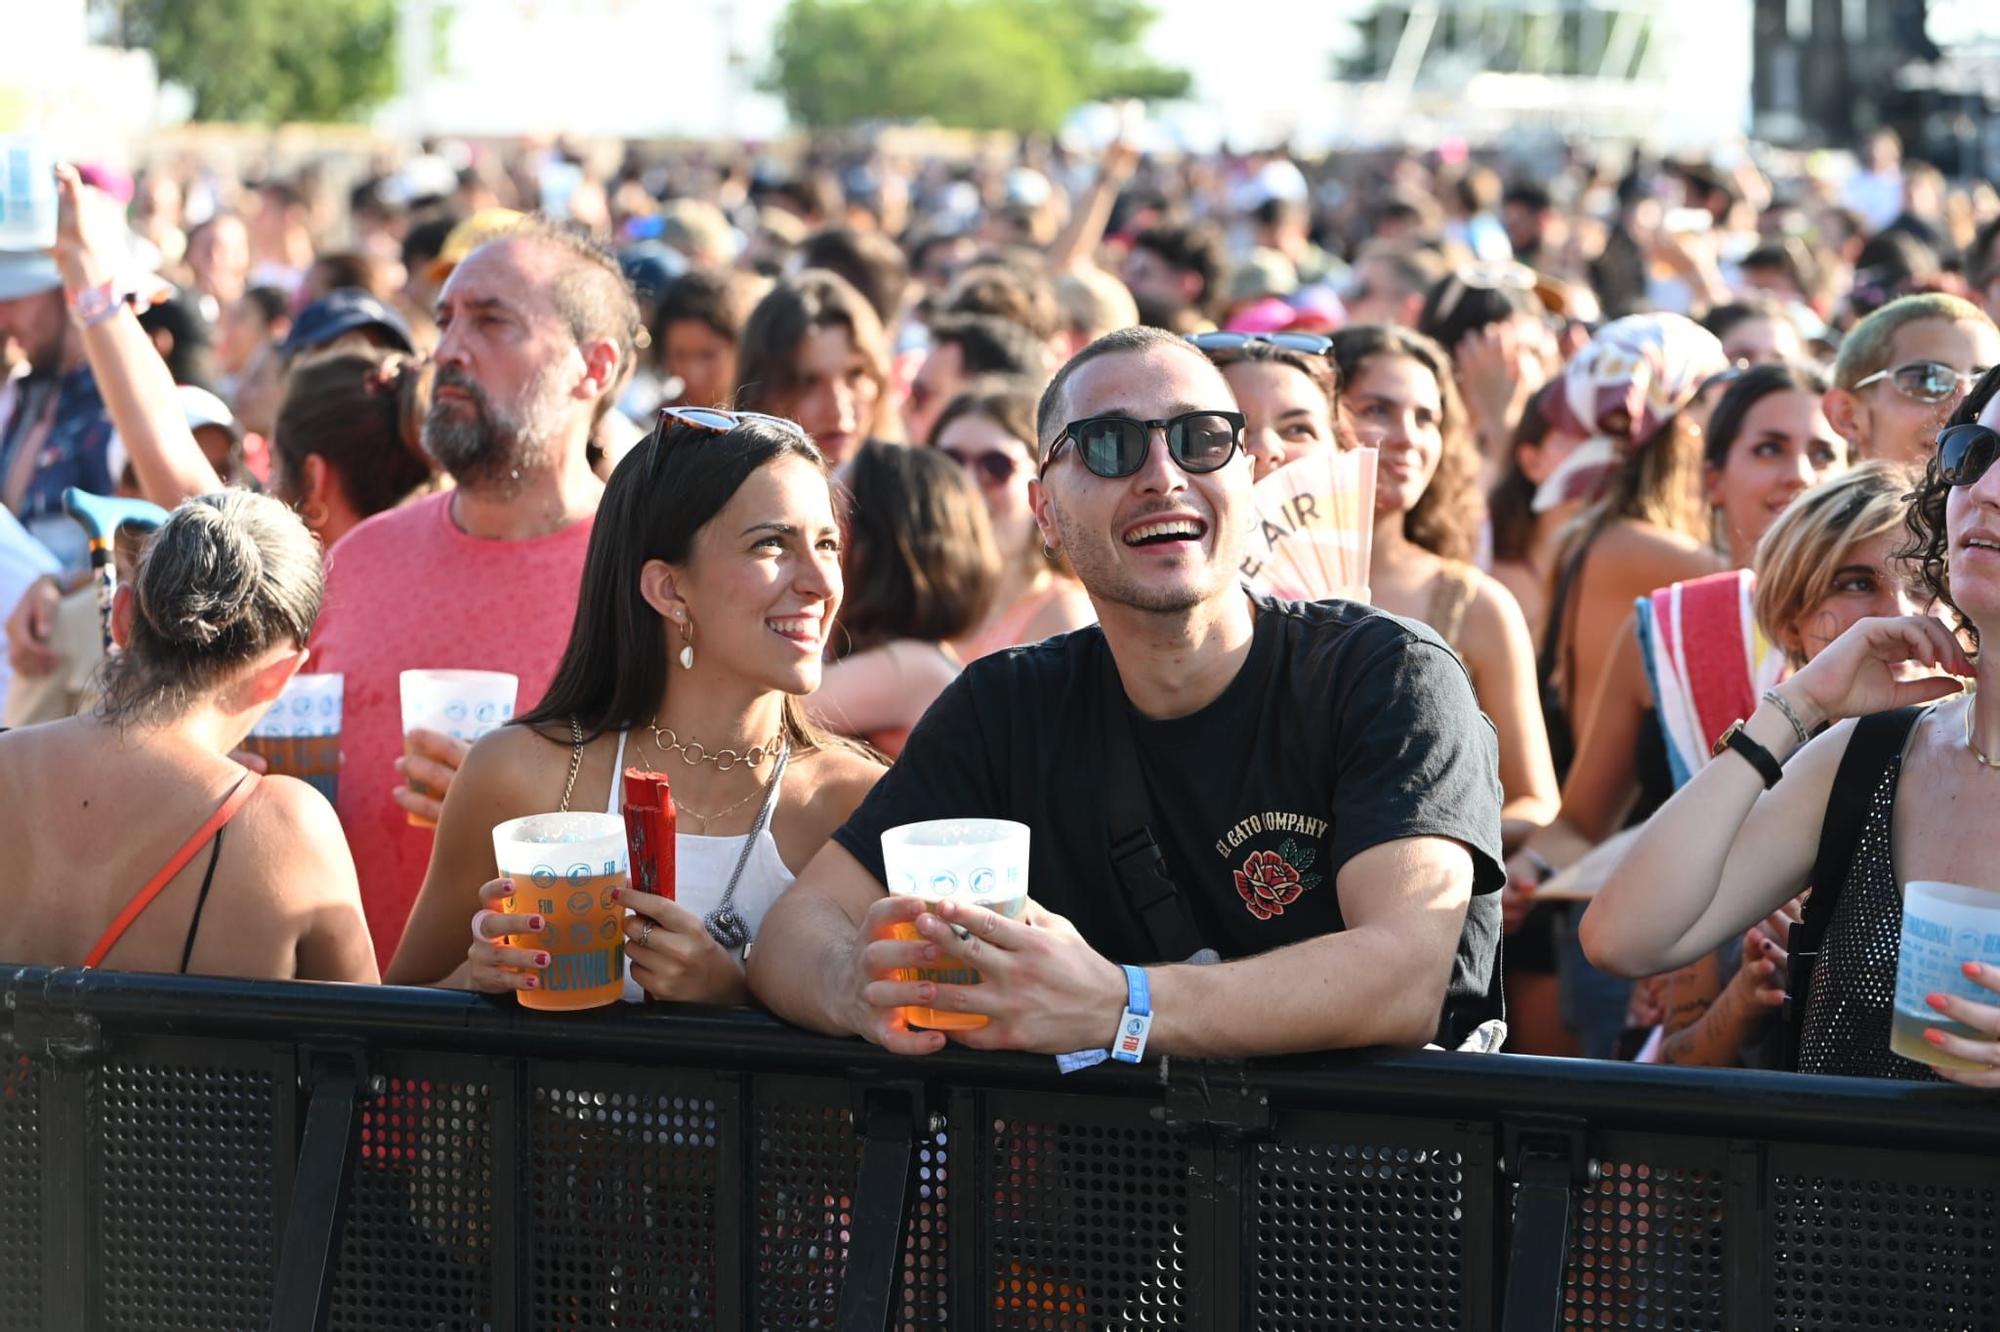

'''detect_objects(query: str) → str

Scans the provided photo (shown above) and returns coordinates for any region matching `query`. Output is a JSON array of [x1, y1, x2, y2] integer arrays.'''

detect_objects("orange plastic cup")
[[492, 812, 627, 1011]]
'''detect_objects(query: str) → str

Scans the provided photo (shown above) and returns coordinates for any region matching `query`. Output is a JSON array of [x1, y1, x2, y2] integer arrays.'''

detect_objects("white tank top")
[[605, 730, 796, 1002]]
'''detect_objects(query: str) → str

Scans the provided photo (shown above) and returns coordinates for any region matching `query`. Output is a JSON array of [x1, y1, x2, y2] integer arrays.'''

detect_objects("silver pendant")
[[705, 906, 750, 953]]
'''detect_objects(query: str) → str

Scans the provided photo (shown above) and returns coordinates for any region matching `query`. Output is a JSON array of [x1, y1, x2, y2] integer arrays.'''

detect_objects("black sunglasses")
[[1186, 331, 1334, 356], [1939, 423, 2000, 489], [1043, 411, 1246, 480], [940, 446, 1022, 487]]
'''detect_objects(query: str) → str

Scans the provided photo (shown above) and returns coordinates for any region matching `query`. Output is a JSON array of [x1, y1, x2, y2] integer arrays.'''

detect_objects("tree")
[[97, 0, 401, 124], [765, 0, 1192, 133]]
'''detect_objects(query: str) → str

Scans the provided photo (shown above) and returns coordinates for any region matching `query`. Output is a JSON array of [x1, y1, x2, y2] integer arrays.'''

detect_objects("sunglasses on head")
[[1938, 423, 2000, 489], [941, 445, 1023, 488], [1431, 262, 1538, 325], [648, 406, 808, 479], [1042, 410, 1246, 480], [1186, 330, 1335, 357], [1855, 361, 1989, 405]]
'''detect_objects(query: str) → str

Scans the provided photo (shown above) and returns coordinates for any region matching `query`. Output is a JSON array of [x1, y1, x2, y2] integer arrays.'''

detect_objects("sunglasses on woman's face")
[[940, 446, 1023, 488], [1938, 423, 2000, 488], [1185, 331, 1335, 356], [1042, 410, 1246, 480], [1855, 361, 1989, 405]]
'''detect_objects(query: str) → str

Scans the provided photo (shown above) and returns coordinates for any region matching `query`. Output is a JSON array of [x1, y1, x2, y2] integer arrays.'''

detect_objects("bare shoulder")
[[792, 743, 887, 821], [1594, 522, 1726, 587], [233, 774, 358, 899], [458, 721, 577, 803], [1024, 581, 1098, 641]]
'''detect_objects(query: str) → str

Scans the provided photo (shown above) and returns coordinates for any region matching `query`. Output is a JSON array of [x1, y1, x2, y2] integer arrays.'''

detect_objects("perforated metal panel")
[[752, 1077, 855, 1327], [0, 1054, 40, 1328], [899, 1123, 951, 1330], [526, 1071, 729, 1330], [1255, 1122, 1471, 1329], [1771, 1146, 2000, 1332], [96, 1053, 277, 1331], [987, 1094, 1190, 1331], [1562, 1147, 1726, 1330], [327, 1072, 493, 1332]]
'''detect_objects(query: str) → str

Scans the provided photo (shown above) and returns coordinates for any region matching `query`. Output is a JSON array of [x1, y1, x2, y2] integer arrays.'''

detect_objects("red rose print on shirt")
[[1233, 839, 1324, 920]]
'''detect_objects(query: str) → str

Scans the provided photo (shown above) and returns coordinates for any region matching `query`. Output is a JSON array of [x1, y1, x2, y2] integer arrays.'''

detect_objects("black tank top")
[[1795, 752, 1942, 1081]]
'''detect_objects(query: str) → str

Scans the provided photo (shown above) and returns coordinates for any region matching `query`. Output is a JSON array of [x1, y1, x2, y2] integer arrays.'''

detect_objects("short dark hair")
[[940, 254, 1063, 341], [1501, 182, 1553, 213], [1130, 223, 1227, 315], [651, 269, 768, 348], [1356, 241, 1449, 300], [1699, 296, 1795, 344], [836, 442, 997, 658], [401, 214, 460, 271], [927, 313, 1045, 380], [241, 285, 291, 328], [1034, 324, 1217, 454], [502, 219, 646, 414], [798, 227, 910, 325]]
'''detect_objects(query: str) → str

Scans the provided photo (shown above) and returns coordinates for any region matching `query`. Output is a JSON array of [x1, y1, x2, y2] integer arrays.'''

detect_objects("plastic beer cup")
[[244, 673, 343, 803], [399, 669, 518, 827], [0, 135, 56, 250], [1890, 880, 2000, 1070], [491, 812, 628, 1011], [881, 818, 1029, 1030]]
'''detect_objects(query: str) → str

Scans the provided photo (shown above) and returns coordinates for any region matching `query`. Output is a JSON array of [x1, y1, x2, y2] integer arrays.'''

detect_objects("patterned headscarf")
[[1534, 313, 1728, 513]]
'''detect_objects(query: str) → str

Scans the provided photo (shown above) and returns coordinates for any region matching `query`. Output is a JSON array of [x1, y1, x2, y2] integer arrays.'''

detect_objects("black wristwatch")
[[1713, 720, 1783, 788]]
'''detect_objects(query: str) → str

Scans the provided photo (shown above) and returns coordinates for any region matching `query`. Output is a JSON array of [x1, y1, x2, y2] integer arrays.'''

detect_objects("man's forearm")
[[747, 892, 865, 1036], [1144, 923, 1452, 1059]]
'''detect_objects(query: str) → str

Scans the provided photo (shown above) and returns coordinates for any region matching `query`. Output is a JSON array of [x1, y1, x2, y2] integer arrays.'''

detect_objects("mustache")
[[432, 365, 492, 411]]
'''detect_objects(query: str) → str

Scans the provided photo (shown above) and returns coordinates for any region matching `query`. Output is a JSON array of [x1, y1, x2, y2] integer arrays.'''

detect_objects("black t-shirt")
[[832, 593, 1506, 1045]]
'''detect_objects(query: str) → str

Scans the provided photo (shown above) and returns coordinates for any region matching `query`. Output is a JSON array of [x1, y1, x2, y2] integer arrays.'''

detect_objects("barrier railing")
[[3, 964, 1997, 1331]]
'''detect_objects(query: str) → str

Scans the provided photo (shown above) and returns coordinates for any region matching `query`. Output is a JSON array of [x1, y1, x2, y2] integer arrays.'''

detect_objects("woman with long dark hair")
[[387, 411, 884, 1001], [808, 442, 998, 758], [733, 270, 894, 465], [1329, 324, 1559, 840]]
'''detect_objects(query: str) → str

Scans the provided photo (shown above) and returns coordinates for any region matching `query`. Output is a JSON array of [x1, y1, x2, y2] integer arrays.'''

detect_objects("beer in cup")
[[243, 673, 342, 803], [399, 669, 518, 827], [491, 812, 628, 1011], [881, 818, 1029, 1030], [1891, 880, 2000, 1071]]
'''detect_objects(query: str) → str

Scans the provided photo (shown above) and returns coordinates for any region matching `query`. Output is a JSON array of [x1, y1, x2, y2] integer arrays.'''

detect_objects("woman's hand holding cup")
[[463, 876, 549, 994]]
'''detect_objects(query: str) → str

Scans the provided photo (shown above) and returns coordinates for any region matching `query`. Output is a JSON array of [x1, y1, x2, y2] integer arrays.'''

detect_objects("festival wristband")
[[1054, 964, 1153, 1074], [68, 279, 125, 329]]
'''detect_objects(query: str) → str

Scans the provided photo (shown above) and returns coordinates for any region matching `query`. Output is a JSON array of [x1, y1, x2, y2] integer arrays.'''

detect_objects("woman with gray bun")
[[0, 491, 376, 981]]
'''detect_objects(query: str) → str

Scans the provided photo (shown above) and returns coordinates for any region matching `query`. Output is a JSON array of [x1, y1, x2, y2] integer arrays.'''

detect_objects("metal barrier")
[[3, 964, 1998, 1331]]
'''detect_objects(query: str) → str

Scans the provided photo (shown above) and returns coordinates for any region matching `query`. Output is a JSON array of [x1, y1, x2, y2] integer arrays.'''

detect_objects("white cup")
[[880, 819, 1030, 1032], [1890, 880, 2000, 1070], [0, 136, 56, 251], [399, 669, 518, 826], [245, 673, 344, 802]]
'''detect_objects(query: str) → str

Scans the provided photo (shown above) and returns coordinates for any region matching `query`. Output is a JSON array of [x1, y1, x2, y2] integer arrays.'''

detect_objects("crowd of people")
[[4, 123, 2000, 1086]]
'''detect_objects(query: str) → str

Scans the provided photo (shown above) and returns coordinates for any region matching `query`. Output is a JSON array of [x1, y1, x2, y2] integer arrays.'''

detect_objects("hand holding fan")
[[1241, 447, 1377, 604]]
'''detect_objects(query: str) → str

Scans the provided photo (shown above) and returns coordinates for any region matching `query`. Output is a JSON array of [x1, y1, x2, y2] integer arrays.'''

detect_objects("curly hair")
[[1329, 325, 1484, 564], [1900, 364, 2000, 649]]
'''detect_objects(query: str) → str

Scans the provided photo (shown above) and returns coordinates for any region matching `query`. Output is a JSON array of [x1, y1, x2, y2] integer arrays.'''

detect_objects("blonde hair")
[[1753, 461, 1915, 666]]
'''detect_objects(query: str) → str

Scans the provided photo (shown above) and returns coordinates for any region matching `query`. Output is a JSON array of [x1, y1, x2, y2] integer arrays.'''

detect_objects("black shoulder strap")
[[178, 826, 227, 974], [1099, 648, 1219, 965], [1783, 705, 1924, 1065]]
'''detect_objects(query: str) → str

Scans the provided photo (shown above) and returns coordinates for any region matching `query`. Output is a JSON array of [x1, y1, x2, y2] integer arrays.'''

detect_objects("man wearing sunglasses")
[[753, 326, 1504, 1061], [1825, 293, 2000, 467]]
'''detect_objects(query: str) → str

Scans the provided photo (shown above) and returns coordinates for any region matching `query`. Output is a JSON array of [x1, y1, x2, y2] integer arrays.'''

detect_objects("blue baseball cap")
[[281, 287, 415, 360]]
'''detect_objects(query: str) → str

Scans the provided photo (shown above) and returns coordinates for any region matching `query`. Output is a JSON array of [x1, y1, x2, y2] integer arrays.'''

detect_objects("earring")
[[678, 616, 695, 671], [1042, 542, 1058, 561]]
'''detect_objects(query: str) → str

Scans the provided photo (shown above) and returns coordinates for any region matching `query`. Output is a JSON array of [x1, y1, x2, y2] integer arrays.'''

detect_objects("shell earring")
[[678, 616, 695, 671]]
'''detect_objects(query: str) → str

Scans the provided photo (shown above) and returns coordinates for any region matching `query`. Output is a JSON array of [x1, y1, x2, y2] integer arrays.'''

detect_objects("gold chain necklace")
[[1964, 695, 2000, 770], [647, 719, 782, 772], [674, 779, 767, 832]]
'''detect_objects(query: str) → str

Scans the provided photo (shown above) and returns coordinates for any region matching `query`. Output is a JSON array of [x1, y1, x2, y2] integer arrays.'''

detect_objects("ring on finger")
[[638, 920, 656, 948], [471, 909, 496, 944]]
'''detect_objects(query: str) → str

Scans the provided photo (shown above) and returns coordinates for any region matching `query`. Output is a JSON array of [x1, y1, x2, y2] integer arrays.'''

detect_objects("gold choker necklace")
[[647, 720, 783, 771], [1964, 698, 2000, 770]]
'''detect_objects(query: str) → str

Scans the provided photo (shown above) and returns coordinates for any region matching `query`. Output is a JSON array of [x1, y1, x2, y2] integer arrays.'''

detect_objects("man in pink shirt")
[[310, 221, 640, 966]]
